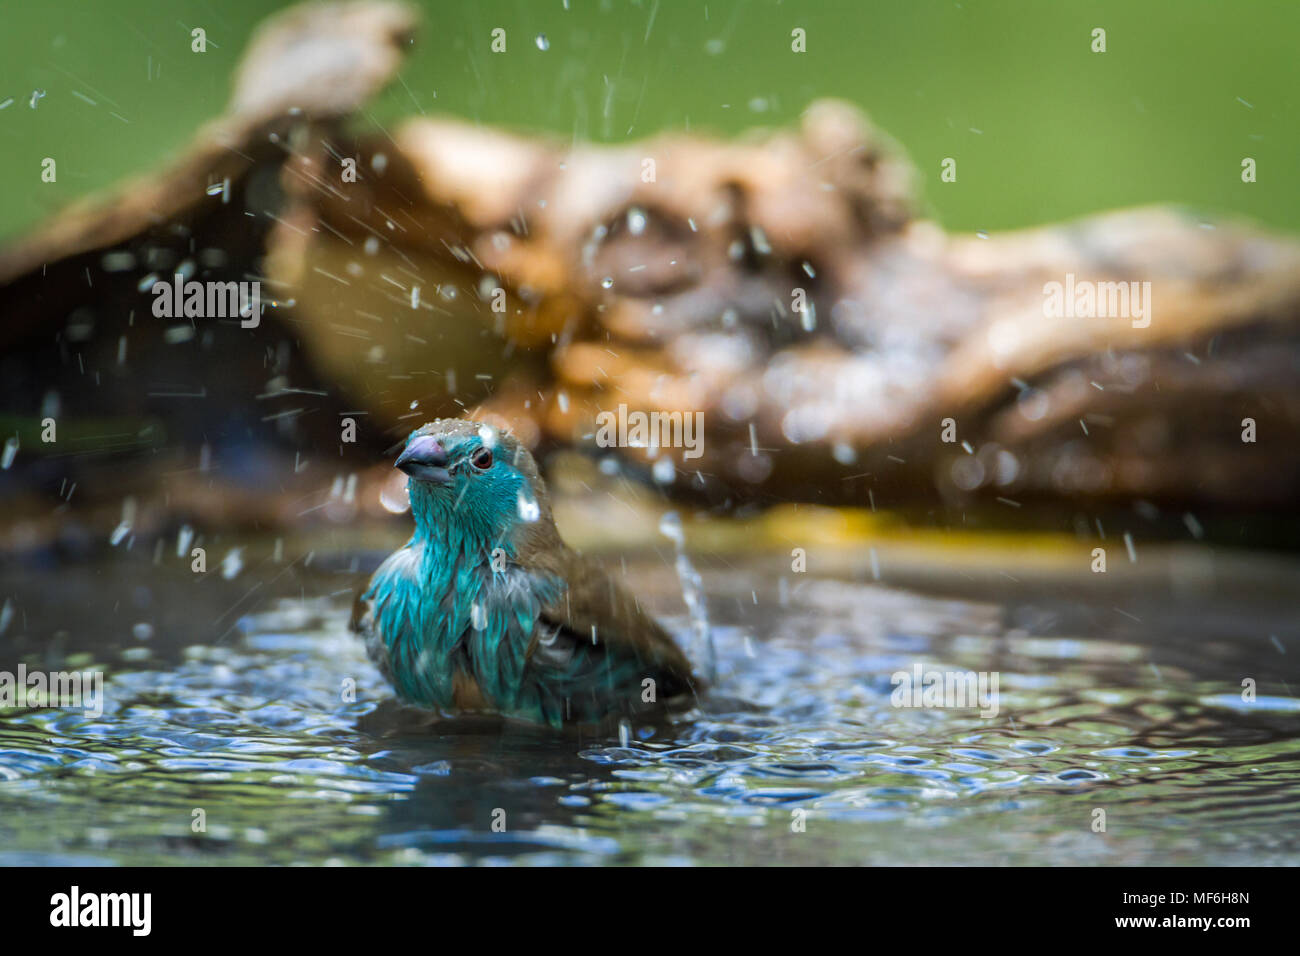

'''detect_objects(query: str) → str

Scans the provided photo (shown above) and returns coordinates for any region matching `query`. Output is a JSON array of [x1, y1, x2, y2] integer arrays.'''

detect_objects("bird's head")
[[395, 419, 555, 551]]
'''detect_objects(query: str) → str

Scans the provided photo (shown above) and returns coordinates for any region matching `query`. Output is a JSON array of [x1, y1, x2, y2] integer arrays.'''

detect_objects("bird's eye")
[[471, 448, 493, 470]]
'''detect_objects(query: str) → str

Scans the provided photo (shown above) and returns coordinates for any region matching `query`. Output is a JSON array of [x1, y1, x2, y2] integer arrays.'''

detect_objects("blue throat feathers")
[[370, 487, 544, 711]]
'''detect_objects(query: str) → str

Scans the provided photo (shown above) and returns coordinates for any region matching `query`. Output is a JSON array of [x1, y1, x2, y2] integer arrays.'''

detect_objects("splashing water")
[[658, 511, 717, 682]]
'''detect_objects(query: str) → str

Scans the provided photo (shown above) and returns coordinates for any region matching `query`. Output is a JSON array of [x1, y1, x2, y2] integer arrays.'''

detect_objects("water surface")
[[1, 539, 1298, 866]]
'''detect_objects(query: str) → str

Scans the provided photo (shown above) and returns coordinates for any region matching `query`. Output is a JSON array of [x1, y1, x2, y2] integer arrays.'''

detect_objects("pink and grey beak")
[[395, 435, 452, 484]]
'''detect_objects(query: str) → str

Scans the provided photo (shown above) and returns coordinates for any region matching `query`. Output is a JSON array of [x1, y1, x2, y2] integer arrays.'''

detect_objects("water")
[[1, 541, 1298, 866]]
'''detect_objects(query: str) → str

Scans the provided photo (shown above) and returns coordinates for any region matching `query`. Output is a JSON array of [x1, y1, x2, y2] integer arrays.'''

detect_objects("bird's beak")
[[395, 435, 452, 484]]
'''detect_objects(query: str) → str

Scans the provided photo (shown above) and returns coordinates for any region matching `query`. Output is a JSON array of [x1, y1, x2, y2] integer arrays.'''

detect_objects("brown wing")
[[528, 547, 699, 700]]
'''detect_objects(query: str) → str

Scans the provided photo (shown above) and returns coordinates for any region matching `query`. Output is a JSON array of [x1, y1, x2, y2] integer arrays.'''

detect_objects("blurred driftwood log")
[[2, 0, 1299, 550]]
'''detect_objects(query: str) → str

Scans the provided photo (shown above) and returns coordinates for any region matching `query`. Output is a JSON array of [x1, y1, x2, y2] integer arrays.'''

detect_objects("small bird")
[[352, 418, 699, 728]]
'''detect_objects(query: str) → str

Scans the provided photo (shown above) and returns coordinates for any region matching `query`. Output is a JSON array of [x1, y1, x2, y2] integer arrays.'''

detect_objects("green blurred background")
[[1, 0, 1296, 242]]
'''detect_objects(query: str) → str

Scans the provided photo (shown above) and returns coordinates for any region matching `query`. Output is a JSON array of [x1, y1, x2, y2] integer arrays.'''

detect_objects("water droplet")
[[1017, 388, 1049, 422], [29, 89, 45, 109], [221, 548, 243, 580], [950, 456, 985, 491], [658, 511, 684, 544], [101, 251, 135, 272], [535, 34, 549, 51], [379, 472, 410, 515], [517, 489, 540, 523]]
